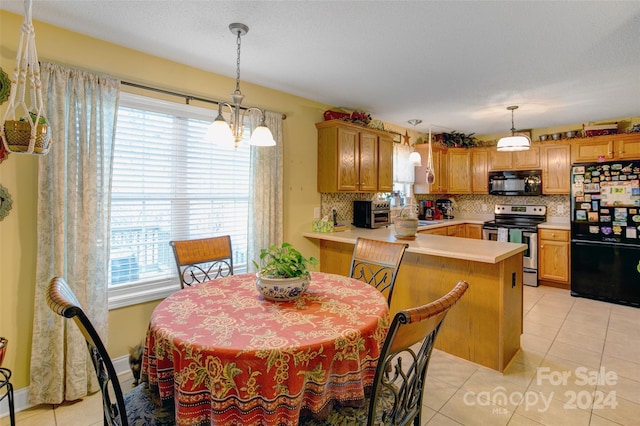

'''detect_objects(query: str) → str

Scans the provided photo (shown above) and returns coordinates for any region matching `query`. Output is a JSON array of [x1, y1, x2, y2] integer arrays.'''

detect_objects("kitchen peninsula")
[[303, 225, 527, 372]]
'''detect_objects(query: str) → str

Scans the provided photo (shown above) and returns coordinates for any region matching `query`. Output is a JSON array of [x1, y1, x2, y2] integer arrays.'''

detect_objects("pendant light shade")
[[497, 106, 530, 152]]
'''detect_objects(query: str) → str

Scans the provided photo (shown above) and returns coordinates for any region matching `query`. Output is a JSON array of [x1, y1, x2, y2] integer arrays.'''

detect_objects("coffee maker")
[[436, 199, 454, 219], [419, 200, 435, 220]]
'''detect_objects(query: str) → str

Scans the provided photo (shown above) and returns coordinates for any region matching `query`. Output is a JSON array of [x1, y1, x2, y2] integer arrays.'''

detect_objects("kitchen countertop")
[[538, 218, 571, 230], [303, 217, 526, 265]]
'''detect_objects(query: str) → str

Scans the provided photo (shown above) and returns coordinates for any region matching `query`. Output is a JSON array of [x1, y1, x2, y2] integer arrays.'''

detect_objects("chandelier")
[[496, 105, 530, 152], [206, 23, 275, 148]]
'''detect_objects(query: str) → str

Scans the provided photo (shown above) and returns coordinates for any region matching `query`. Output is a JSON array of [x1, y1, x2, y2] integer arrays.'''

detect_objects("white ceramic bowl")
[[255, 273, 310, 301]]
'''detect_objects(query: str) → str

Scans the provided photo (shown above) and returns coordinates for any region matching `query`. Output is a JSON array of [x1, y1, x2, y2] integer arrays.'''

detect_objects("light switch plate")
[[313, 207, 321, 219]]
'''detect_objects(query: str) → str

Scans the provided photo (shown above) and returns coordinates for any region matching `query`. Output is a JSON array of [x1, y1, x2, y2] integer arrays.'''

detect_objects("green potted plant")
[[253, 243, 319, 301]]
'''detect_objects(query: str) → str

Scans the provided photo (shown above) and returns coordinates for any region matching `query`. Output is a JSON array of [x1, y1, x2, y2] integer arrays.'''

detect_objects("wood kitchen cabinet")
[[538, 228, 570, 289], [465, 224, 483, 239], [447, 148, 472, 194], [489, 146, 540, 171], [413, 144, 448, 194], [419, 227, 448, 236], [316, 120, 393, 192], [571, 133, 640, 163], [377, 134, 394, 192], [471, 148, 488, 194], [540, 143, 571, 194]]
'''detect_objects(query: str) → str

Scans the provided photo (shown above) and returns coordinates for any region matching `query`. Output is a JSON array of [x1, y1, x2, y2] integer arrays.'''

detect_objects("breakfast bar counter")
[[303, 227, 527, 372]]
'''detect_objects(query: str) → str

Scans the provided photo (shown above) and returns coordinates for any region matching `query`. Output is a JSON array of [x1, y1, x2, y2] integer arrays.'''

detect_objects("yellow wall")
[[0, 10, 328, 390]]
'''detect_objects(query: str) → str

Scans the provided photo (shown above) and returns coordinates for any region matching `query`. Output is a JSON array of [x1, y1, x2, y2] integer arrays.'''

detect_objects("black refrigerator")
[[570, 160, 640, 307]]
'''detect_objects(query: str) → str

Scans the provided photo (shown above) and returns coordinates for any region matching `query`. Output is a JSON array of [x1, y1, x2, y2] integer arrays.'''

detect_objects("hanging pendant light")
[[497, 105, 530, 152], [205, 23, 275, 149], [407, 119, 422, 166]]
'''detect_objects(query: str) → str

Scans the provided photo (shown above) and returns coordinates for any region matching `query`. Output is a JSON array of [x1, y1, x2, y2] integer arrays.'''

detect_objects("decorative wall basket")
[[0, 337, 7, 367], [0, 0, 50, 155], [0, 185, 12, 221]]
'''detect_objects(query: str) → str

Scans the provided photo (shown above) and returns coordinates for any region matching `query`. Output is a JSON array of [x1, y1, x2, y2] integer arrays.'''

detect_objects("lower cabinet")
[[418, 223, 483, 239], [538, 228, 570, 288]]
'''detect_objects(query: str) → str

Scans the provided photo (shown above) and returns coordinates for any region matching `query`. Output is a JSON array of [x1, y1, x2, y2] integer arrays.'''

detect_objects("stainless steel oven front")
[[482, 228, 539, 287]]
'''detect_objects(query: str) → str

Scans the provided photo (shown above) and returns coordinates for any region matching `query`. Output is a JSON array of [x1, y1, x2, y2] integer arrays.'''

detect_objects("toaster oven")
[[353, 200, 391, 228]]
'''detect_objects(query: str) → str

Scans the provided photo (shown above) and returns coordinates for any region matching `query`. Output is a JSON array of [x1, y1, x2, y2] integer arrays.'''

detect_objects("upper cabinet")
[[316, 120, 393, 192], [471, 148, 488, 194], [540, 142, 571, 194], [489, 146, 540, 171], [447, 148, 472, 194], [377, 134, 394, 192], [571, 133, 640, 163], [414, 144, 448, 194]]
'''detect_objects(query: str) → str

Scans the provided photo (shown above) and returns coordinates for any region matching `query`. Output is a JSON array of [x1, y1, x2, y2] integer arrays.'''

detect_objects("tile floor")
[[2, 285, 639, 425]]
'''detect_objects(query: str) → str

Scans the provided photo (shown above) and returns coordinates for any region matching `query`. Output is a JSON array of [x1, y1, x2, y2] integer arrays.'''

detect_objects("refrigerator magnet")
[[588, 212, 599, 221], [573, 166, 585, 174], [627, 227, 638, 239], [576, 210, 587, 221], [589, 226, 600, 234]]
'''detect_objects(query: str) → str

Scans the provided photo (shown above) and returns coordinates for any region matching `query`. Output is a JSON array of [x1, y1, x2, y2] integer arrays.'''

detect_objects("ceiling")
[[1, 1, 639, 135]]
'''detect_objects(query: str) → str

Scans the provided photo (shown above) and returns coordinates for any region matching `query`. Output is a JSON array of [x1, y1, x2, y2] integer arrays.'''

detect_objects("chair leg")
[[6, 381, 15, 426]]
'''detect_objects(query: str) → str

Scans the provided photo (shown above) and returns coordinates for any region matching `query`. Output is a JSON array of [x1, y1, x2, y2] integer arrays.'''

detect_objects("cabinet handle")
[[540, 244, 544, 248]]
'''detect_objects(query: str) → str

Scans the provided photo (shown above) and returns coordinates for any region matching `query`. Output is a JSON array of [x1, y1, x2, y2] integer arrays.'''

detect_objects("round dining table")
[[142, 271, 390, 426]]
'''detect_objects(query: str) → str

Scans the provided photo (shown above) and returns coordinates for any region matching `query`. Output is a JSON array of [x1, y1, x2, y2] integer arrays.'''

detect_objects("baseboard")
[[0, 354, 132, 419]]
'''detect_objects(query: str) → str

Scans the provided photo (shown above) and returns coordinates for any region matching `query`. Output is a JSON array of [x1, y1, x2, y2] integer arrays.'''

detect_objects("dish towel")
[[497, 228, 509, 242], [509, 229, 523, 244]]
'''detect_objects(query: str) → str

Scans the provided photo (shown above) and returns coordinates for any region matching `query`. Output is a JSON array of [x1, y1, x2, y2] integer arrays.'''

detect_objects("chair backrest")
[[368, 280, 469, 426], [349, 237, 409, 304], [170, 235, 234, 288], [46, 277, 129, 426]]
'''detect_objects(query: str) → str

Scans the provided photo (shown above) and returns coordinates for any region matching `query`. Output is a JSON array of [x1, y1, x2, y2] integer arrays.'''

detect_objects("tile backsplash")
[[321, 193, 570, 224]]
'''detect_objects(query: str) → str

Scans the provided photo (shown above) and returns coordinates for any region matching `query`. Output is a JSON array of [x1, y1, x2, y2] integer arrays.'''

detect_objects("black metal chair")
[[170, 235, 234, 288], [0, 355, 15, 426], [300, 280, 469, 426], [349, 237, 409, 304], [46, 277, 175, 426]]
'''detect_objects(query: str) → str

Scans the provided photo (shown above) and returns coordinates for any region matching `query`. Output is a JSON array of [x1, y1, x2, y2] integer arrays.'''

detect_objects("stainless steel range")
[[482, 204, 547, 287]]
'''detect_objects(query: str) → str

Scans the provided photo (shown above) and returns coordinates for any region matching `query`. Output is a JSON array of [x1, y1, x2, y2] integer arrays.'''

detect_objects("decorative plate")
[[0, 136, 8, 163], [0, 185, 13, 221], [0, 67, 10, 105]]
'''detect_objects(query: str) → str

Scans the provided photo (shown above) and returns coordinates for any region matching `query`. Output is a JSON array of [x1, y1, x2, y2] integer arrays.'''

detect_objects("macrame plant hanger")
[[0, 0, 50, 155], [425, 127, 435, 184]]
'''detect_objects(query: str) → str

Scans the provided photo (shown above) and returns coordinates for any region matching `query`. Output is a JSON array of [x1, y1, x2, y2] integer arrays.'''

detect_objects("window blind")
[[109, 92, 250, 303]]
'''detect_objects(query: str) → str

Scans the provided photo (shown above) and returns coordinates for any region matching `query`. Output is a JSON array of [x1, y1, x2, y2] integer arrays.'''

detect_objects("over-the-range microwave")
[[488, 170, 542, 196]]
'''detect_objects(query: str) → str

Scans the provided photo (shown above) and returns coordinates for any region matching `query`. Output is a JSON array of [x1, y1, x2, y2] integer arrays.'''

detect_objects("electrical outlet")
[[482, 204, 488, 212], [557, 205, 564, 214], [313, 207, 321, 219]]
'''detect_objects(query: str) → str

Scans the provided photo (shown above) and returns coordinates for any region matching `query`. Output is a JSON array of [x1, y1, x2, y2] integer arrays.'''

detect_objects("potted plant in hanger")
[[253, 243, 319, 301]]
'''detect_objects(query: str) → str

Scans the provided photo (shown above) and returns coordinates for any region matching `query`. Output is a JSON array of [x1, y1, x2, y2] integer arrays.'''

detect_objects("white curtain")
[[394, 143, 415, 184], [29, 63, 120, 404], [247, 110, 284, 270]]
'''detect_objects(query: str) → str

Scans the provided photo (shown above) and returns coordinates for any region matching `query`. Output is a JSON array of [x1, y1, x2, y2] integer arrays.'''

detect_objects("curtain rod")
[[121, 81, 287, 120]]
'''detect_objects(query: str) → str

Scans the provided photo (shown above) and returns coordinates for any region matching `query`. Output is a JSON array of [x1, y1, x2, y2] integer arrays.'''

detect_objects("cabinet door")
[[432, 148, 448, 194], [571, 138, 614, 163], [420, 227, 448, 235], [335, 126, 360, 191], [466, 224, 483, 240], [540, 143, 570, 194], [513, 146, 540, 169], [489, 150, 512, 171], [538, 229, 570, 284], [615, 134, 640, 160], [358, 131, 378, 192], [471, 149, 488, 193], [447, 149, 471, 194], [377, 135, 393, 192]]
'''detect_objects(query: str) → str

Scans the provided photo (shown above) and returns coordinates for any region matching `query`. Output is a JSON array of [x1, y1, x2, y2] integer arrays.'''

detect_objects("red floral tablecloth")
[[142, 272, 390, 426]]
